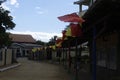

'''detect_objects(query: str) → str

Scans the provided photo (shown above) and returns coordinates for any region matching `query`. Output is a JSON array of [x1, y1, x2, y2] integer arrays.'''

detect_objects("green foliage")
[[0, 33, 12, 47], [0, 6, 15, 47], [46, 36, 57, 46], [0, 7, 15, 30], [36, 40, 46, 45], [0, 0, 6, 5]]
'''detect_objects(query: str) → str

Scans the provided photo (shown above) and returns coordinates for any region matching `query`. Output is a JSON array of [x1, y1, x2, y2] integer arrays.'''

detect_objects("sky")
[[2, 0, 84, 42]]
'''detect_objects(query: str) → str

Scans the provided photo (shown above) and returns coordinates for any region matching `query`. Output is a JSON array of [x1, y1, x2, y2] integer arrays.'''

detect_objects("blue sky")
[[2, 0, 83, 42]]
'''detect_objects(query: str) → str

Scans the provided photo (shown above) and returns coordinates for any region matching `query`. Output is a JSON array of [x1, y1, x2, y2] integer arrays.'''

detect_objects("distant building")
[[9, 34, 36, 43], [9, 34, 41, 57]]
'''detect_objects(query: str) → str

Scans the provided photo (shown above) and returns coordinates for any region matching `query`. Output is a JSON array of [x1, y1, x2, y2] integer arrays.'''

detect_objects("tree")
[[47, 36, 57, 46], [0, 3, 16, 47], [36, 40, 46, 45], [0, 0, 6, 5], [0, 7, 15, 30]]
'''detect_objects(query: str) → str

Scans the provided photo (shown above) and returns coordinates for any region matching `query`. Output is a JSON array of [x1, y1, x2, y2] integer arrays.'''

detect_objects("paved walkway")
[[0, 58, 71, 80]]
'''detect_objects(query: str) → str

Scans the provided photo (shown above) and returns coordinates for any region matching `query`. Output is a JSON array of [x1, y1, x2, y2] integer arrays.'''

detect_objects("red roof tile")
[[9, 34, 36, 43]]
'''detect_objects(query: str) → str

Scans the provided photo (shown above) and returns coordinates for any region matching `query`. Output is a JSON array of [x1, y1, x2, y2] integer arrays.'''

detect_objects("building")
[[78, 0, 120, 79], [9, 34, 41, 57], [59, 0, 120, 80]]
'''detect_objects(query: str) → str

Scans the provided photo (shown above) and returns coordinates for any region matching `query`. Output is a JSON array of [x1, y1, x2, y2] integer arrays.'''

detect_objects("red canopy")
[[58, 13, 85, 23], [70, 23, 82, 37]]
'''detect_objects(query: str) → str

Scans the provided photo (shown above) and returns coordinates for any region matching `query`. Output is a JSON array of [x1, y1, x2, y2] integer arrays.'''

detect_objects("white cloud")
[[37, 11, 44, 14], [35, 6, 48, 15], [9, 31, 62, 42], [35, 6, 41, 10], [10, 0, 17, 5], [6, 0, 19, 8], [1, 0, 19, 9], [15, 2, 19, 8], [1, 3, 10, 10]]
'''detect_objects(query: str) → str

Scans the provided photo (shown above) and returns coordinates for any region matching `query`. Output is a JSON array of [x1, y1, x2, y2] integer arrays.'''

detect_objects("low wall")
[[0, 48, 12, 66]]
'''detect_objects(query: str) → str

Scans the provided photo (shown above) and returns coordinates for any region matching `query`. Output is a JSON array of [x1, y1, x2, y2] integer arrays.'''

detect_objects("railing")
[[79, 10, 87, 16], [74, 0, 99, 16]]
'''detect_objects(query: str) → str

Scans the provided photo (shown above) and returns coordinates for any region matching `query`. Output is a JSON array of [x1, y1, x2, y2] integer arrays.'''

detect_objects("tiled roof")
[[9, 34, 36, 43]]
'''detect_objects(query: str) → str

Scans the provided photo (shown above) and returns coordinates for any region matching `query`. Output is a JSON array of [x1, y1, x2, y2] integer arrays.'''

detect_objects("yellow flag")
[[56, 41, 62, 48], [65, 27, 71, 36], [32, 48, 37, 53], [52, 45, 56, 50]]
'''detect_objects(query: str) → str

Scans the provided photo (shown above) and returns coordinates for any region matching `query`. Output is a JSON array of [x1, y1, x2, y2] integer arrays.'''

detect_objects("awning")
[[58, 13, 85, 23]]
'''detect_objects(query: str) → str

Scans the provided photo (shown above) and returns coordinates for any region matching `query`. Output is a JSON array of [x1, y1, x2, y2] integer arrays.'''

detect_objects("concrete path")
[[0, 58, 71, 80]]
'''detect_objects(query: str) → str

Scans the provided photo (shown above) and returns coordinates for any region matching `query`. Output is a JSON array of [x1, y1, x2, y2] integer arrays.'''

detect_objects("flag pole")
[[68, 41, 71, 73], [74, 37, 78, 80], [92, 27, 96, 80], [63, 47, 65, 66]]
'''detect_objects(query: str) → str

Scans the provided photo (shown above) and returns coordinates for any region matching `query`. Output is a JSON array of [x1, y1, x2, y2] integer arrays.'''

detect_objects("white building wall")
[[6, 49, 12, 65], [0, 48, 12, 66]]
